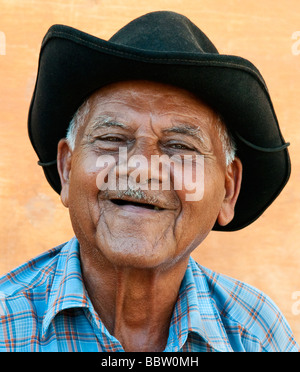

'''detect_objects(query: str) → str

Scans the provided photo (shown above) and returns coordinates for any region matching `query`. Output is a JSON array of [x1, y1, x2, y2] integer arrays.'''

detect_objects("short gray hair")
[[66, 99, 236, 165], [214, 116, 236, 165], [66, 99, 90, 150]]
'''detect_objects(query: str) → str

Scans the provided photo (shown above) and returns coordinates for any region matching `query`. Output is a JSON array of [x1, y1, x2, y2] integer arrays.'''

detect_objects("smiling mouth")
[[110, 199, 163, 211]]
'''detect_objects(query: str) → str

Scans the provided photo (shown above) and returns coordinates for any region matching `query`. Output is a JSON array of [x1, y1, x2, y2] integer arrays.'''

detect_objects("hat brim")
[[28, 25, 291, 231]]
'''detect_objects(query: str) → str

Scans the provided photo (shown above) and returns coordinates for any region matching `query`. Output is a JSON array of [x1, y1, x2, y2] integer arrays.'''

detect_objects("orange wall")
[[1, 0, 300, 344]]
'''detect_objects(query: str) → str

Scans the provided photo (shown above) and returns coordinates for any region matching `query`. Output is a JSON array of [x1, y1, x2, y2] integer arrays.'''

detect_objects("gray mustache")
[[103, 187, 160, 205]]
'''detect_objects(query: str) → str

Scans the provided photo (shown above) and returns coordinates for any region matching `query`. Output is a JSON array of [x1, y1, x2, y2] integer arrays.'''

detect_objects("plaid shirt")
[[0, 237, 298, 352]]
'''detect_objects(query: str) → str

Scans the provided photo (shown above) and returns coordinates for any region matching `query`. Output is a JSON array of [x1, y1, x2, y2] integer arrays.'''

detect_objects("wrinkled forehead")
[[84, 80, 221, 129]]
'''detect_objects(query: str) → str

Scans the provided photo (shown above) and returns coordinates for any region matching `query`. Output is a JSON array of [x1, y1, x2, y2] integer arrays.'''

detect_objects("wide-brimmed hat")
[[28, 11, 291, 231]]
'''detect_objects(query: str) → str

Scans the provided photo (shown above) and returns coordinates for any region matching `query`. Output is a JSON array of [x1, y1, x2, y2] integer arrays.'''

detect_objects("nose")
[[116, 138, 169, 190]]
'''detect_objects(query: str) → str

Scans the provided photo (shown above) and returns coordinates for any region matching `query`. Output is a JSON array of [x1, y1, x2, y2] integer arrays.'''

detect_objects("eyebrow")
[[88, 117, 210, 149], [89, 115, 129, 132], [162, 124, 208, 144]]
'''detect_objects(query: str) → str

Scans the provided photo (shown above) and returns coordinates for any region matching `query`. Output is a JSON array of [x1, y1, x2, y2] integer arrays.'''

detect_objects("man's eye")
[[169, 143, 193, 150], [99, 136, 123, 142]]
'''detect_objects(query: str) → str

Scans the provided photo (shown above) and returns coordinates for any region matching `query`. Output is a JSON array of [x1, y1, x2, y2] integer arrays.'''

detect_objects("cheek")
[[172, 156, 205, 202], [173, 166, 225, 246], [201, 165, 226, 222], [68, 155, 101, 230], [70, 156, 99, 197], [172, 197, 214, 253]]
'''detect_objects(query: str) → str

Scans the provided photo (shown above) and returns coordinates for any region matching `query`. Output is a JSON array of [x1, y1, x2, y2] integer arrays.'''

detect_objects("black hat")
[[28, 11, 291, 231]]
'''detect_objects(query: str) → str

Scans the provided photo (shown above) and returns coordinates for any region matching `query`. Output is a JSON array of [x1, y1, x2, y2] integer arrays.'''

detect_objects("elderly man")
[[0, 11, 299, 352]]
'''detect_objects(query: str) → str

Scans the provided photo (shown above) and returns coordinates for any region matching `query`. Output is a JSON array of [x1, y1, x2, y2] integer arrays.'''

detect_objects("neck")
[[81, 251, 189, 352]]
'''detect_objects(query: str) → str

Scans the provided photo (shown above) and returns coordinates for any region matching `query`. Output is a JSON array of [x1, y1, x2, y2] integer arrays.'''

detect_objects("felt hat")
[[28, 11, 291, 231]]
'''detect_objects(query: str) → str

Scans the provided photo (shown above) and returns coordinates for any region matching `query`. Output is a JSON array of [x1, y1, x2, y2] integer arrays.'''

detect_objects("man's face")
[[58, 80, 241, 270]]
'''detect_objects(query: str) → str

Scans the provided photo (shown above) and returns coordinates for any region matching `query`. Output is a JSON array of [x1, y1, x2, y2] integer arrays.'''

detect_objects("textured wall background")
[[0, 0, 299, 344]]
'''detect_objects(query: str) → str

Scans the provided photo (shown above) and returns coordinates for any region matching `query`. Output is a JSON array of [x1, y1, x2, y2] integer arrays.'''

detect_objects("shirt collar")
[[165, 257, 233, 352], [42, 238, 233, 351], [42, 237, 90, 338]]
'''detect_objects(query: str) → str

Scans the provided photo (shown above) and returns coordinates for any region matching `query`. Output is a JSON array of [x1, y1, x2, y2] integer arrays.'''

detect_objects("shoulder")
[[191, 259, 299, 352], [0, 242, 68, 351], [0, 242, 66, 297]]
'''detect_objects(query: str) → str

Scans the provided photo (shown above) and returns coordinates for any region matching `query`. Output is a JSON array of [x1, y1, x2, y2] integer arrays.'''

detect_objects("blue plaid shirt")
[[0, 237, 298, 352]]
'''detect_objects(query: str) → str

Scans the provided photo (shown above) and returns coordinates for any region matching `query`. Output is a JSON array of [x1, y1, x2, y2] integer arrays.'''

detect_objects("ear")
[[217, 158, 243, 226], [57, 139, 73, 208]]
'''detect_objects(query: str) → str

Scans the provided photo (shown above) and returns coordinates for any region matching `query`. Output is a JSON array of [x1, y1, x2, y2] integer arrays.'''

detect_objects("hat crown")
[[109, 11, 218, 54]]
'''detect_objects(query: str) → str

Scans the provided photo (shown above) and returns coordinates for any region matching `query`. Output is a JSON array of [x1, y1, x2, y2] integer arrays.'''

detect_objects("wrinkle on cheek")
[[69, 170, 100, 236], [98, 204, 112, 234], [97, 201, 123, 243], [154, 223, 177, 252]]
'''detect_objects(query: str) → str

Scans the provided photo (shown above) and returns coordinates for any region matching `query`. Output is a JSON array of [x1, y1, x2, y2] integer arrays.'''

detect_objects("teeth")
[[154, 206, 160, 211]]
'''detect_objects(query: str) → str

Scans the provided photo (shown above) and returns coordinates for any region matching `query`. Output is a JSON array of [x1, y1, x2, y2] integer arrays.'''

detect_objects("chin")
[[95, 234, 177, 270]]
